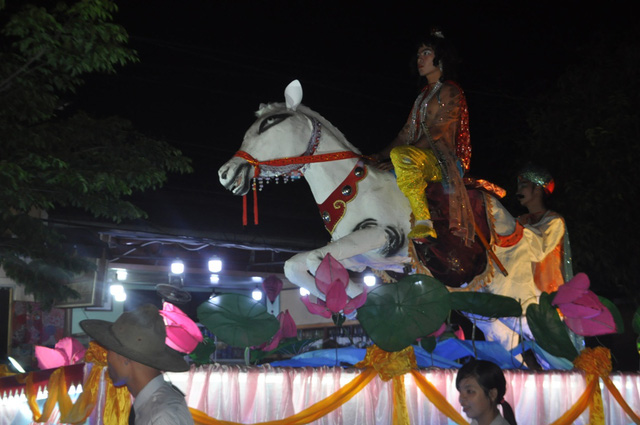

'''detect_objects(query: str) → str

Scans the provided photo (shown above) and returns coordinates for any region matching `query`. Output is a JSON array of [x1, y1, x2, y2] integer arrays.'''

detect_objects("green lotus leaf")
[[598, 296, 624, 334], [420, 336, 437, 353], [450, 292, 522, 317], [197, 294, 279, 348], [633, 306, 640, 335], [357, 274, 450, 352], [188, 336, 216, 365], [526, 292, 578, 361]]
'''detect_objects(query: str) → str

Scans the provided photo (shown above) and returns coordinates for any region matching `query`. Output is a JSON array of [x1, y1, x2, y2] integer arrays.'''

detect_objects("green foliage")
[[189, 337, 216, 366], [1, 0, 137, 124], [633, 306, 640, 335], [357, 274, 451, 352], [197, 295, 280, 348], [526, 293, 579, 361], [598, 296, 625, 334], [449, 292, 522, 318], [1, 0, 192, 307]]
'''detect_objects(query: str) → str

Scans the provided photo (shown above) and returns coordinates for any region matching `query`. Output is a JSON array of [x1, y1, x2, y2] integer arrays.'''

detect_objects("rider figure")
[[371, 29, 474, 245], [516, 164, 573, 293]]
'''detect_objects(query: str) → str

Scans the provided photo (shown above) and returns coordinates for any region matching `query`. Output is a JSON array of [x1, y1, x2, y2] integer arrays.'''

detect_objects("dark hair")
[[413, 28, 461, 83], [456, 360, 518, 425]]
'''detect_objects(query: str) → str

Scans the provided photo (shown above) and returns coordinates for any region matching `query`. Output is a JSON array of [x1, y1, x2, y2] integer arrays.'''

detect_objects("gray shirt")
[[133, 374, 193, 425]]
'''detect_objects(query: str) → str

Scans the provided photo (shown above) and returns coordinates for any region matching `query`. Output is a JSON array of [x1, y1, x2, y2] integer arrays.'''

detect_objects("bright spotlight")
[[208, 257, 223, 273], [363, 273, 377, 287], [251, 276, 263, 283], [110, 284, 125, 296], [113, 291, 127, 302], [252, 288, 263, 301], [115, 269, 127, 281], [299, 287, 310, 296], [209, 274, 219, 284], [8, 356, 25, 373], [170, 259, 185, 275]]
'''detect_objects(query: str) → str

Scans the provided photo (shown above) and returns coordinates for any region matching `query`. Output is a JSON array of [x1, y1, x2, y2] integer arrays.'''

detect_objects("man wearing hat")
[[80, 304, 194, 425], [516, 164, 573, 294]]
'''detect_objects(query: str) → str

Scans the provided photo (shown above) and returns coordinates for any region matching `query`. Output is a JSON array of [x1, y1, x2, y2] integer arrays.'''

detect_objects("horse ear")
[[285, 79, 303, 111]]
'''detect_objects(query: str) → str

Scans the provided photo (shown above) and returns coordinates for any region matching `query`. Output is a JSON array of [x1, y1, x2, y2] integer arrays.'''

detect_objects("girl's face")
[[416, 44, 441, 81], [458, 376, 498, 424]]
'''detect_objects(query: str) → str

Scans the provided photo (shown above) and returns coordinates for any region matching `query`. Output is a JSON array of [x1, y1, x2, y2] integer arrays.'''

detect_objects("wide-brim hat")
[[80, 304, 189, 372]]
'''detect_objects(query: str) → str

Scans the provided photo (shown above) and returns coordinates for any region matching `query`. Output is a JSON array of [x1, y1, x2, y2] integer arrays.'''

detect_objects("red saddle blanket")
[[413, 182, 492, 288]]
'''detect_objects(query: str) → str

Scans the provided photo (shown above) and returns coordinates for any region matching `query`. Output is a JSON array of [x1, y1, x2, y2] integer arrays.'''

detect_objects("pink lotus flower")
[[552, 273, 616, 336], [263, 275, 283, 303], [301, 254, 367, 320], [35, 337, 86, 370], [259, 310, 297, 351], [159, 302, 203, 353]]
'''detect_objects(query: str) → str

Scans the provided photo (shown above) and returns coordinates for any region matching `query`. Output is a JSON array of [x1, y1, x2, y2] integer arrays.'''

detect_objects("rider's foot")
[[408, 223, 437, 240]]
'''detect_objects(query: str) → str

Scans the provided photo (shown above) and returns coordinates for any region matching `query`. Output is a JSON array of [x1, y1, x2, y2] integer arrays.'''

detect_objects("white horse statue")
[[219, 80, 547, 352]]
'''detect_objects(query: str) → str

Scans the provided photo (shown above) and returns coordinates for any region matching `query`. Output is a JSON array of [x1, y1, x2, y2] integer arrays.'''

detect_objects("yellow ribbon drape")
[[190, 367, 377, 425], [410, 370, 469, 425], [0, 364, 17, 378], [83, 342, 132, 425], [354, 345, 417, 425], [25, 366, 72, 422], [548, 347, 640, 425], [18, 342, 640, 425], [190, 344, 472, 425], [22, 342, 131, 425]]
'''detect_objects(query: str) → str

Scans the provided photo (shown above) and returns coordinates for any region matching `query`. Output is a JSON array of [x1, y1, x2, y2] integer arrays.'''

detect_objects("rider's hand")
[[374, 160, 394, 171], [367, 153, 394, 171]]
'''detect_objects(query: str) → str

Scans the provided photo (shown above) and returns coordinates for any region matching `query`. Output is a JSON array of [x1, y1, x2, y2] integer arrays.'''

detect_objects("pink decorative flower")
[[300, 254, 367, 319], [35, 337, 86, 370], [263, 275, 283, 303], [552, 273, 616, 336], [159, 302, 203, 353], [260, 310, 298, 351]]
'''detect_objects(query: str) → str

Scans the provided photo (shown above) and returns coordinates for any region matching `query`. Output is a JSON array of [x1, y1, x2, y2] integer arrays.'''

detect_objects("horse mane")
[[256, 102, 362, 155]]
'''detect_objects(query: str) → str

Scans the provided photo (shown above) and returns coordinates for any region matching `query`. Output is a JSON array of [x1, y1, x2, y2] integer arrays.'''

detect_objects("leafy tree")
[[1, 0, 192, 308], [515, 26, 639, 304]]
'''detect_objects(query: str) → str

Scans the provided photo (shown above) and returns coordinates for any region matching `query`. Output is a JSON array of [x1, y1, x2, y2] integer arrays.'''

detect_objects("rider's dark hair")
[[456, 359, 518, 425], [413, 27, 461, 83]]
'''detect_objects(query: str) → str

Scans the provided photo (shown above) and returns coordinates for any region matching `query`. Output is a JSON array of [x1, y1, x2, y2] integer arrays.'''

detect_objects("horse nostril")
[[221, 170, 227, 179]]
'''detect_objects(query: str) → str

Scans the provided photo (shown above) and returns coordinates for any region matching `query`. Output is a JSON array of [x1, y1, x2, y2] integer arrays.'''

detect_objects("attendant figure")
[[80, 304, 194, 425], [516, 164, 573, 294], [456, 359, 518, 425], [371, 28, 474, 245]]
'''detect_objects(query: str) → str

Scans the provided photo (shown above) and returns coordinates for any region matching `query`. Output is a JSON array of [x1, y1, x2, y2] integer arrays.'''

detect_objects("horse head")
[[219, 80, 345, 196]]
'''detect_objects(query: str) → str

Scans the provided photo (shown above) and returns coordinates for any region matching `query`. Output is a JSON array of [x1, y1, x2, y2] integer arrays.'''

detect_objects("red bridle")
[[233, 149, 362, 225]]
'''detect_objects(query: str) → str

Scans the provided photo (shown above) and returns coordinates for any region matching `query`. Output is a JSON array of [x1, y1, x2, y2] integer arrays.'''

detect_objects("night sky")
[[45, 0, 640, 370], [69, 1, 635, 242]]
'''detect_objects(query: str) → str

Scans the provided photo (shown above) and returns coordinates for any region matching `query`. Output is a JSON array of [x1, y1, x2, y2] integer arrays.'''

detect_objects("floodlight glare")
[[8, 356, 25, 373], [170, 259, 185, 275], [252, 288, 263, 301], [110, 284, 125, 296], [114, 291, 127, 302], [208, 257, 223, 273], [115, 269, 127, 281], [209, 274, 220, 284], [363, 273, 377, 287]]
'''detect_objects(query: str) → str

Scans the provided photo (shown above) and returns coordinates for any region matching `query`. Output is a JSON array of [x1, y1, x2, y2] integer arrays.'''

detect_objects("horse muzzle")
[[218, 160, 253, 196]]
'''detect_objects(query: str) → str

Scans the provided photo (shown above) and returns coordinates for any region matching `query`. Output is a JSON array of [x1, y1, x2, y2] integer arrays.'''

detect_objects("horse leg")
[[284, 227, 390, 299]]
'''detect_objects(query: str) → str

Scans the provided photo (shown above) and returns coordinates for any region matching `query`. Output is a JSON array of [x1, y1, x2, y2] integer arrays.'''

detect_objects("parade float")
[[2, 81, 640, 425]]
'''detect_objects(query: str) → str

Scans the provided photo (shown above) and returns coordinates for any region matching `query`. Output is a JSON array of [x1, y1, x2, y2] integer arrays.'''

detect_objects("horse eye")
[[258, 113, 291, 134]]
